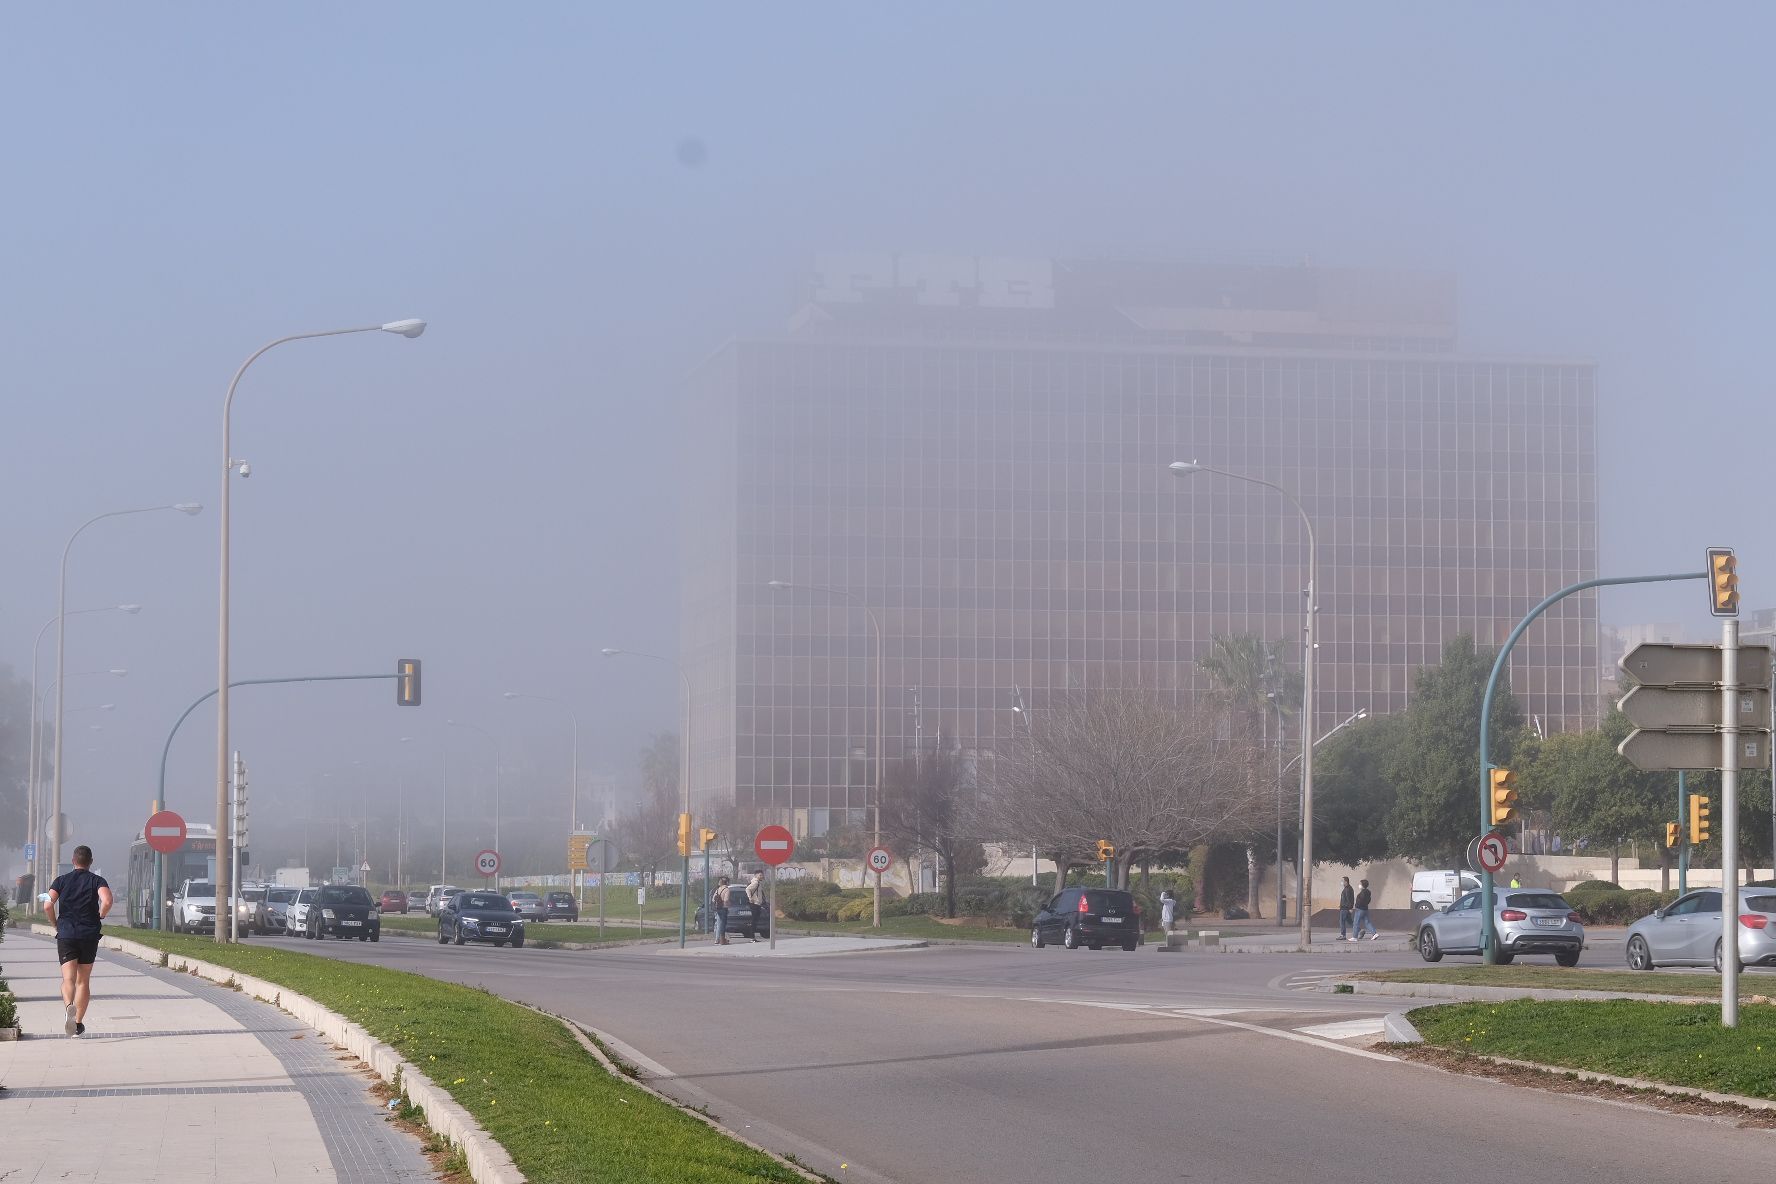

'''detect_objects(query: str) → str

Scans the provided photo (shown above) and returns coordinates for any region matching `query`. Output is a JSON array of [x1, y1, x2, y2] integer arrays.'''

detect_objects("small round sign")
[[144, 810, 187, 855], [866, 846, 892, 874], [475, 849, 501, 877], [1476, 832, 1508, 874], [754, 824, 795, 867]]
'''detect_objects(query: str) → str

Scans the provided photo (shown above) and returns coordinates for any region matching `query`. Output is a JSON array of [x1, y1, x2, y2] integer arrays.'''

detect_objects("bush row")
[[1563, 882, 1679, 925]]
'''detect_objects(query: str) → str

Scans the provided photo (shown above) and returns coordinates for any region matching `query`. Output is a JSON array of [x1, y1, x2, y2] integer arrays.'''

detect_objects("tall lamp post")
[[1280, 707, 1369, 918], [1169, 459, 1319, 946], [601, 647, 692, 948], [504, 691, 581, 899], [213, 318, 425, 941], [55, 505, 199, 879], [767, 580, 885, 928]]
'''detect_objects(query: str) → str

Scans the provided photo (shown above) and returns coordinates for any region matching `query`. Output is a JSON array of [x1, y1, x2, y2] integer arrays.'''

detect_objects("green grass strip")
[[120, 931, 806, 1184], [1411, 998, 1776, 1099], [1358, 965, 1767, 999], [375, 914, 665, 945]]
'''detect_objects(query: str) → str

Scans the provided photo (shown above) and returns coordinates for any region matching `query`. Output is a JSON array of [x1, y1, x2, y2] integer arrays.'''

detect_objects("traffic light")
[[1708, 548, 1739, 617], [698, 827, 717, 852], [1689, 793, 1712, 845], [397, 658, 422, 706], [1489, 766, 1519, 826], [1665, 821, 1681, 849], [677, 812, 694, 857], [1095, 839, 1115, 862]]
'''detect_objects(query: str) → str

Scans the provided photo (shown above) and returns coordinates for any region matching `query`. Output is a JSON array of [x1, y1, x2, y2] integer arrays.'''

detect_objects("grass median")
[[1410, 997, 1776, 1099], [1356, 965, 1776, 999], [376, 914, 669, 945], [118, 930, 807, 1184]]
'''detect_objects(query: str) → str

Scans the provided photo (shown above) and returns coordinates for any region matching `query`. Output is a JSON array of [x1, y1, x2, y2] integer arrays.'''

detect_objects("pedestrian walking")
[[745, 870, 765, 942], [711, 876, 731, 945], [1352, 878, 1378, 940], [45, 844, 112, 1037], [1338, 876, 1355, 940], [1159, 887, 1178, 933]]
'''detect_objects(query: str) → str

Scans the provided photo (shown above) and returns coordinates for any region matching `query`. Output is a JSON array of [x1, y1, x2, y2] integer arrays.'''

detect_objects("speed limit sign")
[[866, 846, 893, 874], [475, 849, 501, 877]]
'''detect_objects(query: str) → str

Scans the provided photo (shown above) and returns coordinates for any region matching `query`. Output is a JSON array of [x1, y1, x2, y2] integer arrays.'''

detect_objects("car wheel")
[[1063, 925, 1080, 950], [1121, 940, 1137, 952], [1031, 925, 1046, 949], [1627, 935, 1654, 971], [1418, 927, 1443, 963], [371, 933, 380, 943], [1494, 951, 1515, 965], [1555, 949, 1580, 968], [1714, 940, 1742, 975], [453, 926, 466, 946], [358, 934, 368, 942], [511, 934, 524, 948], [1415, 901, 1433, 913], [437, 928, 448, 945]]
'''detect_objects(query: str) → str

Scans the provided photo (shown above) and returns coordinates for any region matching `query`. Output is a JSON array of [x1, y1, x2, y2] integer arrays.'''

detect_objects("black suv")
[[438, 891, 525, 947], [544, 891, 579, 922], [1032, 888, 1142, 951], [305, 884, 381, 942]]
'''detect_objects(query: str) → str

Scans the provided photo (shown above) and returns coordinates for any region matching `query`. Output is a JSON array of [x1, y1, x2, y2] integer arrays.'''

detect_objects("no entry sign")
[[754, 825, 794, 867], [145, 810, 187, 854]]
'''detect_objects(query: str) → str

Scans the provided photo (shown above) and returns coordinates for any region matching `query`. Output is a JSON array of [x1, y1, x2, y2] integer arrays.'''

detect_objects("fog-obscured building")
[[684, 255, 1599, 835]]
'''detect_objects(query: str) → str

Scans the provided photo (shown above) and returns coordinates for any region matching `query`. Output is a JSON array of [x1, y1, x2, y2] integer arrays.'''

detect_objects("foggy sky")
[[4, 3, 1772, 872]]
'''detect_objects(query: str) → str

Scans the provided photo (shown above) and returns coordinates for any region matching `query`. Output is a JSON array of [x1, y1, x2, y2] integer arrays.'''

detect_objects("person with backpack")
[[744, 870, 766, 942], [710, 876, 732, 945]]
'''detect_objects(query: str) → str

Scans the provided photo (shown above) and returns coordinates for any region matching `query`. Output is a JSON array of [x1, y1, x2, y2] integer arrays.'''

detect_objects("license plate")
[[1533, 917, 1562, 927], [342, 920, 361, 927], [1100, 915, 1121, 923], [486, 925, 507, 933]]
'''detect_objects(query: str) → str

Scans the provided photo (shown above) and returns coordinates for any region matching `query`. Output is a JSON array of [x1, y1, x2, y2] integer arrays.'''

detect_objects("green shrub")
[[0, 992, 14, 1029], [836, 897, 874, 922]]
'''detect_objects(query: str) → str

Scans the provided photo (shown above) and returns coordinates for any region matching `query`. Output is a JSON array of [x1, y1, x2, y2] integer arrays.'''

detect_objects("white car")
[[173, 880, 255, 935], [425, 885, 463, 916], [285, 887, 318, 935]]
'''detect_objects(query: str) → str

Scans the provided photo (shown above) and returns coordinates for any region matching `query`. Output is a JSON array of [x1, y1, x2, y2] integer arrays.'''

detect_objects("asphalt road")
[[280, 928, 1776, 1182]]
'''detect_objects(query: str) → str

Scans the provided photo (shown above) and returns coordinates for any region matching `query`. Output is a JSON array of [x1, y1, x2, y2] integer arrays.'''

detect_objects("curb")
[[1326, 978, 1698, 1005], [35, 925, 523, 1184], [1449, 1050, 1776, 1114], [375, 925, 679, 952], [1381, 1010, 1423, 1043]]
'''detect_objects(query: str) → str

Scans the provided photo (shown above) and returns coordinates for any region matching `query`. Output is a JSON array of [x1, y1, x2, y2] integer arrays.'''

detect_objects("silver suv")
[[1626, 889, 1776, 972], [1417, 889, 1584, 966]]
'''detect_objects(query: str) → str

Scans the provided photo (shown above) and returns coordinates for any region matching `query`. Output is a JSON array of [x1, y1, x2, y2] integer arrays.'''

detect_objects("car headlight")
[[461, 917, 480, 928], [322, 909, 337, 920]]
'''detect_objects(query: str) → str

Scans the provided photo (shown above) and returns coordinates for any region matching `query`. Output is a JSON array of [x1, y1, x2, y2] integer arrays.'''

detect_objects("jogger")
[[45, 844, 112, 1037]]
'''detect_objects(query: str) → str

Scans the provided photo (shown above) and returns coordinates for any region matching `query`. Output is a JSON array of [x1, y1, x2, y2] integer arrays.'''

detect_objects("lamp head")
[[107, 668, 128, 677], [1356, 708, 1370, 720], [97, 703, 116, 711], [117, 604, 143, 614], [600, 648, 620, 657], [381, 319, 427, 339], [173, 503, 203, 516], [503, 691, 519, 699], [1167, 460, 1202, 477], [767, 580, 790, 590]]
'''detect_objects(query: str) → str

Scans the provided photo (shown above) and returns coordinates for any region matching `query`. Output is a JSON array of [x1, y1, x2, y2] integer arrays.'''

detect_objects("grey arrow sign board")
[[1618, 730, 1768, 772], [1619, 686, 1772, 730], [1619, 643, 1772, 688]]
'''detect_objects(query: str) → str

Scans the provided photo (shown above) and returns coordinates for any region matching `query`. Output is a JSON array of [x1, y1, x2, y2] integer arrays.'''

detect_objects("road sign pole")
[[1478, 569, 1708, 963], [768, 864, 777, 951], [1722, 617, 1741, 1027]]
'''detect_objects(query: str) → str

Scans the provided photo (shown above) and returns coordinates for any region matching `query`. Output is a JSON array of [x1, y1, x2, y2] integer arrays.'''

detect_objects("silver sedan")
[[1625, 889, 1776, 972], [1416, 889, 1584, 966]]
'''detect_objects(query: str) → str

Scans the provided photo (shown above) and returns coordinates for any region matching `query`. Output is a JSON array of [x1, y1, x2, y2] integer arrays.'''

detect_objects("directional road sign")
[[866, 846, 893, 874], [1476, 831, 1508, 874], [475, 849, 501, 877], [1620, 686, 1771, 730], [22, 842, 34, 862], [144, 810, 187, 854], [1619, 730, 1769, 772], [1619, 643, 1772, 688], [754, 825, 794, 867]]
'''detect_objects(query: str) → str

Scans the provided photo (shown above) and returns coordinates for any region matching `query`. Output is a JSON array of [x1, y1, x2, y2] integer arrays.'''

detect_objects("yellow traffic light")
[[699, 827, 717, 852], [1689, 793, 1712, 845], [396, 658, 422, 706], [677, 812, 694, 857], [1095, 839, 1115, 862], [1708, 547, 1739, 617], [1489, 767, 1519, 826], [1665, 821, 1681, 849]]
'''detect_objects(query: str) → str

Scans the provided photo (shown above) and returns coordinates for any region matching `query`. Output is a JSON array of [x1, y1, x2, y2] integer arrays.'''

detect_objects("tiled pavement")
[[0, 932, 435, 1183]]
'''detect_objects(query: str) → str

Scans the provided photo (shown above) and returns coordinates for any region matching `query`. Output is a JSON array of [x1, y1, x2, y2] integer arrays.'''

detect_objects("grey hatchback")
[[1417, 889, 1584, 966], [1625, 889, 1776, 972]]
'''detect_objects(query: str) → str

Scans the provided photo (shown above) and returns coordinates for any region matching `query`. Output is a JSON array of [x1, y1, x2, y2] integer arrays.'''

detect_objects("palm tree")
[[1197, 633, 1302, 916]]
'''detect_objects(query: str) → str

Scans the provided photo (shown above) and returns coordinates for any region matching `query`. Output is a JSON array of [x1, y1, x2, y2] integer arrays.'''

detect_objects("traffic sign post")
[[755, 825, 794, 950], [475, 849, 501, 881], [145, 809, 187, 934]]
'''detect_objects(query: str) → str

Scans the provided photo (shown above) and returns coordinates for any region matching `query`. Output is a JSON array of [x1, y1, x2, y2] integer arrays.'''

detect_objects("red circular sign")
[[475, 849, 501, 877], [1477, 832, 1508, 874], [754, 824, 795, 867], [867, 846, 892, 874], [144, 810, 187, 854]]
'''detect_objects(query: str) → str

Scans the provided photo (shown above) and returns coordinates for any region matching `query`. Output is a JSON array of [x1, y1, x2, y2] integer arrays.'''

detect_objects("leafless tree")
[[977, 690, 1269, 890], [697, 797, 764, 879], [611, 733, 679, 885], [880, 734, 984, 918]]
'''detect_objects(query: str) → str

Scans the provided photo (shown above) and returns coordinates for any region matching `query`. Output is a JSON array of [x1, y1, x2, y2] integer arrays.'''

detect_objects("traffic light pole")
[[1721, 617, 1741, 1027], [1678, 771, 1689, 897], [1478, 569, 1707, 964]]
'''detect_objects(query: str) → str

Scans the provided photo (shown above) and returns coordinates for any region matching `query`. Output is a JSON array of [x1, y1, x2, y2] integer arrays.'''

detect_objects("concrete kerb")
[[38, 925, 523, 1184], [1381, 1010, 1424, 1043], [1322, 977, 1699, 1005]]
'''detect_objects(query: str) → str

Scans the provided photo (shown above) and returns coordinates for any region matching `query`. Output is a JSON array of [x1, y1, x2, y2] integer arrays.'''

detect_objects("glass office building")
[[684, 256, 1598, 834]]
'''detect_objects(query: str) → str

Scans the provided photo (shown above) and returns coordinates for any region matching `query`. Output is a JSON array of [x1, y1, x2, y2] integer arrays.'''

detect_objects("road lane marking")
[[1293, 1017, 1387, 1040]]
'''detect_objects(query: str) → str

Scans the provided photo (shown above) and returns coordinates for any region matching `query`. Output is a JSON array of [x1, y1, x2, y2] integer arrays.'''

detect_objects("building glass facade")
[[684, 258, 1599, 835]]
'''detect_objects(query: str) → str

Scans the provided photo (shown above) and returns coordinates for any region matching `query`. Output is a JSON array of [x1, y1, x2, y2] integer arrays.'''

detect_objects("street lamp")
[[54, 505, 199, 880], [601, 647, 692, 947], [504, 691, 581, 898], [213, 319, 425, 941], [1169, 459, 1320, 945], [767, 579, 885, 927], [445, 719, 502, 856]]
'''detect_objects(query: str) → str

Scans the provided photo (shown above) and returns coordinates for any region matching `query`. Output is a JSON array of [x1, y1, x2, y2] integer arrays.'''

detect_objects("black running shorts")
[[56, 935, 100, 965]]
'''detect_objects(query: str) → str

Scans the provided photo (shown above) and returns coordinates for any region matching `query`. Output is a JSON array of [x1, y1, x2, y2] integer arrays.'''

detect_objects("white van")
[[1412, 870, 1482, 912]]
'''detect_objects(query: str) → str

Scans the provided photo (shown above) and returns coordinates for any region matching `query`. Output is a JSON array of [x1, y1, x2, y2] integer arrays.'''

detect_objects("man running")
[[45, 844, 112, 1037]]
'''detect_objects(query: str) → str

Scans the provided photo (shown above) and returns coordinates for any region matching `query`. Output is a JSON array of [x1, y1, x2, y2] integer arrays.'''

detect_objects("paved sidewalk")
[[0, 932, 434, 1183]]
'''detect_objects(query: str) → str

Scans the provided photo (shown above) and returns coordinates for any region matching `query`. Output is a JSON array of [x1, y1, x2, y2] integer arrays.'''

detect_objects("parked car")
[[1417, 889, 1583, 966], [241, 885, 273, 935], [437, 891, 524, 947], [286, 887, 317, 935], [508, 891, 547, 921], [693, 889, 771, 939], [379, 890, 409, 914], [543, 890, 579, 922], [173, 880, 256, 936], [1030, 888, 1142, 951], [1411, 869, 1483, 912], [1625, 888, 1776, 972], [425, 884, 463, 916], [303, 884, 381, 941], [263, 885, 299, 933]]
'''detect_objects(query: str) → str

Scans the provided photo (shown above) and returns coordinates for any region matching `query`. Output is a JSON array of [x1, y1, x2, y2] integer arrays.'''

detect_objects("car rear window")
[[547, 893, 573, 903], [1505, 893, 1569, 910], [1745, 895, 1776, 913], [1084, 891, 1134, 913]]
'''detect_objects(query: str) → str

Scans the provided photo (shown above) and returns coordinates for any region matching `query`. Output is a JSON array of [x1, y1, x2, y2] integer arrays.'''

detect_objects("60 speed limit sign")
[[475, 849, 501, 877], [866, 847, 893, 874]]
